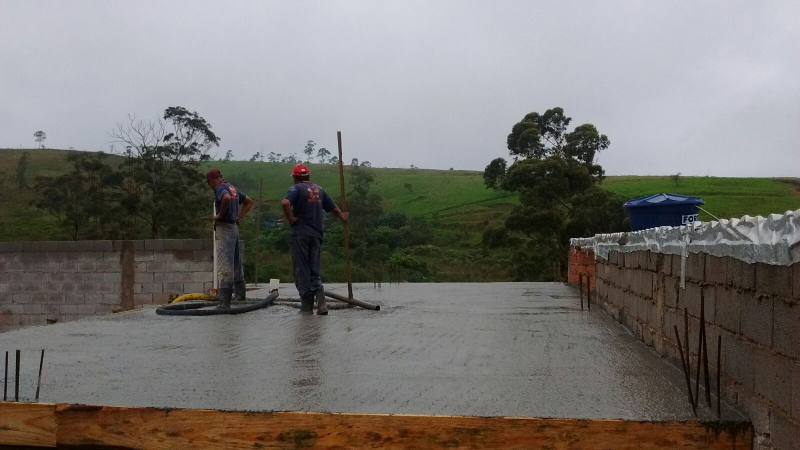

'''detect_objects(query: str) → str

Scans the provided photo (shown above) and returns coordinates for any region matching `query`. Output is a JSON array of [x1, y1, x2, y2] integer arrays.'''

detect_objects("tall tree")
[[223, 149, 234, 161], [303, 140, 315, 162], [33, 131, 46, 148], [317, 147, 331, 164], [484, 107, 627, 280], [111, 106, 219, 238]]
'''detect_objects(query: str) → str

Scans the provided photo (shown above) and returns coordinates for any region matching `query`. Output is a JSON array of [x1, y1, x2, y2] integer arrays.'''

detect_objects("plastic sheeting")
[[570, 209, 800, 266]]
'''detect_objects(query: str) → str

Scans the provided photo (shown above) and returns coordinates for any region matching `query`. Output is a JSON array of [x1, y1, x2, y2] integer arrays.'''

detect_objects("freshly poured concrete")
[[0, 283, 738, 420]]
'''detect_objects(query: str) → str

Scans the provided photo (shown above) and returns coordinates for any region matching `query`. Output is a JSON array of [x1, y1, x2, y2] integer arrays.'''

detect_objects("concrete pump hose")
[[170, 293, 217, 304], [156, 291, 279, 316]]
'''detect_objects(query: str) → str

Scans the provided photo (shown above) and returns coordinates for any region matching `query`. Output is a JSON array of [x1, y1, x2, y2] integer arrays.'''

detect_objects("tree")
[[249, 151, 262, 162], [484, 107, 627, 280], [15, 152, 30, 187], [304, 140, 316, 162], [351, 158, 359, 166], [360, 161, 372, 168], [483, 157, 507, 189], [111, 106, 219, 239], [317, 147, 331, 164], [33, 131, 46, 148], [329, 156, 339, 165], [223, 149, 234, 161], [267, 152, 278, 163]]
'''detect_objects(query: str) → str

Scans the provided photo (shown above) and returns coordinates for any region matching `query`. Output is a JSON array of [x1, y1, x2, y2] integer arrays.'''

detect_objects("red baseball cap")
[[291, 164, 310, 177], [206, 168, 222, 182]]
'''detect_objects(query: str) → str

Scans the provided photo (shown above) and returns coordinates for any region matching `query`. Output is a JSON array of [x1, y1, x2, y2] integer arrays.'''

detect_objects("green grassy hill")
[[1, 148, 798, 281]]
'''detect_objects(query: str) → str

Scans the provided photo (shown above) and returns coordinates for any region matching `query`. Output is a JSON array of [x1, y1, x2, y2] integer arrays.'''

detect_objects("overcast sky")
[[1, 1, 797, 176]]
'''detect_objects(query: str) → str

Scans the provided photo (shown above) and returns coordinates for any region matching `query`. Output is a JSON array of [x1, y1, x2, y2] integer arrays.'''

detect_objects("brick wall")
[[0, 240, 213, 333], [568, 246, 596, 290], [583, 247, 799, 450]]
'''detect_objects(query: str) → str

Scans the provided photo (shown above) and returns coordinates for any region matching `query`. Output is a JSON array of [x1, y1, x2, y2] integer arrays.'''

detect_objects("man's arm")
[[214, 194, 231, 221], [281, 199, 297, 225], [238, 196, 255, 221], [331, 206, 349, 222]]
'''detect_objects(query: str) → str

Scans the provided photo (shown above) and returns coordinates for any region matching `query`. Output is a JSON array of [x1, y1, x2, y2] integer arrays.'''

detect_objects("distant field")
[[0, 148, 798, 242]]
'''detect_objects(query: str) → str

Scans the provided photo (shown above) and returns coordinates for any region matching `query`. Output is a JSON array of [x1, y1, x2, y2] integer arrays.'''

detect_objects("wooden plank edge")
[[0, 402, 753, 449], [0, 402, 56, 447]]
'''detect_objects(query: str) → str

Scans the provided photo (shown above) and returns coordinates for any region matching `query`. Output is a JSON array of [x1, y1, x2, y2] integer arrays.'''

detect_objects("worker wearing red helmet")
[[281, 164, 349, 314], [206, 168, 255, 308]]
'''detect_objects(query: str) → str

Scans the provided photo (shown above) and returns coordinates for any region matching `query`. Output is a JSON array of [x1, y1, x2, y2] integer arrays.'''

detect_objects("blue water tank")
[[624, 193, 704, 231]]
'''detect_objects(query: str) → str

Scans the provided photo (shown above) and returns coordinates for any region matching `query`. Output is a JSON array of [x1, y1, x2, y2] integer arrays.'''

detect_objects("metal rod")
[[674, 326, 697, 415], [35, 349, 44, 402], [336, 131, 354, 300], [695, 297, 704, 407], [717, 335, 722, 418], [579, 274, 584, 310], [703, 317, 711, 407], [684, 308, 690, 382], [325, 290, 379, 311], [586, 276, 591, 310], [15, 350, 20, 402], [212, 202, 218, 289], [254, 178, 263, 286], [3, 351, 7, 401]]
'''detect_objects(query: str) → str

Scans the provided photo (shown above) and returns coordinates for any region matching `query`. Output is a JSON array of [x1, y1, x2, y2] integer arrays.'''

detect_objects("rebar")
[[717, 335, 722, 418], [674, 326, 697, 415], [579, 274, 584, 310], [14, 350, 20, 402], [35, 349, 44, 402]]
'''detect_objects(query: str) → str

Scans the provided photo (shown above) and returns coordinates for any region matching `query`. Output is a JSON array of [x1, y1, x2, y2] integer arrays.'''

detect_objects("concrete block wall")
[[586, 247, 799, 450], [568, 246, 596, 290], [0, 240, 213, 333]]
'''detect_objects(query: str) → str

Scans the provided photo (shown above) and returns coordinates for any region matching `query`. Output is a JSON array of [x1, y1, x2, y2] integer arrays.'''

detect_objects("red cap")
[[291, 164, 310, 177], [206, 168, 221, 182]]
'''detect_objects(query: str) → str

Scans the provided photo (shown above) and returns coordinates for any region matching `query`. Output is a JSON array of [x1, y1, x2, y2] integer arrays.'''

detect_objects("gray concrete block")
[[64, 293, 84, 304], [608, 251, 618, 265], [76, 261, 96, 272], [756, 263, 793, 298], [94, 303, 115, 315], [753, 347, 792, 413], [770, 410, 800, 450], [201, 239, 213, 250], [84, 293, 104, 304], [134, 293, 153, 305], [59, 261, 77, 273], [705, 255, 727, 285], [192, 250, 212, 261], [166, 261, 186, 272], [183, 282, 205, 293], [774, 300, 800, 360], [715, 287, 742, 333], [12, 292, 33, 303], [23, 303, 42, 314], [686, 252, 705, 282], [140, 283, 163, 294], [727, 258, 756, 291], [77, 303, 97, 315], [60, 304, 78, 314], [146, 261, 166, 272], [134, 251, 154, 262], [742, 294, 774, 348], [29, 314, 47, 325], [153, 293, 171, 304], [683, 282, 703, 319], [103, 272, 121, 284], [163, 282, 184, 293], [92, 240, 114, 251], [102, 293, 119, 304], [185, 239, 204, 250], [725, 336, 755, 388], [153, 272, 174, 282], [203, 282, 214, 293], [162, 239, 183, 250], [646, 251, 659, 272], [153, 251, 174, 262], [56, 241, 78, 251], [701, 285, 717, 323], [73, 241, 94, 251], [144, 240, 165, 251]]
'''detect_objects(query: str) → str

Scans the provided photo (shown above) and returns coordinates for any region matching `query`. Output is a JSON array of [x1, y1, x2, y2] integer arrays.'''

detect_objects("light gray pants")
[[215, 222, 244, 300]]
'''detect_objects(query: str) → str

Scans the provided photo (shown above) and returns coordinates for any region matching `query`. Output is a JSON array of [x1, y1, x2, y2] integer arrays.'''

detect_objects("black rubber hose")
[[156, 291, 278, 316]]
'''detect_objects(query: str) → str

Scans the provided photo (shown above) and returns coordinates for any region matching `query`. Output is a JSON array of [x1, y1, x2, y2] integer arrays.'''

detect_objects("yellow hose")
[[170, 293, 216, 304]]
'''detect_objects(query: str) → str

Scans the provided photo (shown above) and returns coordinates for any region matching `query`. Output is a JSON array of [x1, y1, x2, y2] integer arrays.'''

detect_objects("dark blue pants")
[[291, 234, 322, 302]]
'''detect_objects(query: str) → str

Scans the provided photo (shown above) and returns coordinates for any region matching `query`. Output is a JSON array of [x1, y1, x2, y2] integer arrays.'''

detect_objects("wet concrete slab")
[[0, 283, 740, 420]]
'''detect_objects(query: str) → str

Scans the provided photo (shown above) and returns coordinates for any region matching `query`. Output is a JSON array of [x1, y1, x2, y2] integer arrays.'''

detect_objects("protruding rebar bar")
[[717, 335, 722, 418], [579, 274, 584, 310], [587, 276, 591, 310], [3, 351, 7, 401], [695, 297, 704, 407], [674, 325, 697, 415], [35, 349, 44, 402], [14, 350, 20, 402]]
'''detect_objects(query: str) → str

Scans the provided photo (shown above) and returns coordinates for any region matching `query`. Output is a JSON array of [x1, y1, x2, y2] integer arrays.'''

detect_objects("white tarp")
[[570, 208, 800, 266]]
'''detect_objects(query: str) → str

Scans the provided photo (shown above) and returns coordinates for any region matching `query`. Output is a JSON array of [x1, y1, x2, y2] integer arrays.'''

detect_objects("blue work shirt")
[[284, 182, 336, 239], [215, 181, 247, 223]]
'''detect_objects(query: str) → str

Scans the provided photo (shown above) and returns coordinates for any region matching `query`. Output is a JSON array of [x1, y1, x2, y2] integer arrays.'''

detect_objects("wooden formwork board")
[[0, 402, 752, 449]]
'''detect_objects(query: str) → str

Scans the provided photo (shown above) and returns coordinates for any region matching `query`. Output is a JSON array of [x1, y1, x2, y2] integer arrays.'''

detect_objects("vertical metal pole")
[[684, 308, 691, 404], [3, 351, 7, 401], [695, 296, 704, 407], [703, 318, 711, 407], [675, 326, 697, 415], [254, 178, 263, 286], [212, 202, 218, 290], [14, 350, 20, 402], [586, 276, 591, 310], [579, 274, 584, 310], [35, 350, 44, 402], [337, 131, 353, 300], [716, 335, 722, 418]]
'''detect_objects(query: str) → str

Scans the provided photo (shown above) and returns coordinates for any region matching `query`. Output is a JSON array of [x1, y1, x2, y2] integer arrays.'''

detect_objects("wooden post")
[[254, 178, 263, 286], [337, 131, 353, 300]]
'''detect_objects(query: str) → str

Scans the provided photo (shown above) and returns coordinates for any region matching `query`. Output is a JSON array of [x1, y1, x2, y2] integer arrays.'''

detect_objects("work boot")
[[233, 281, 247, 302], [316, 289, 328, 315], [299, 296, 314, 313], [217, 289, 232, 309]]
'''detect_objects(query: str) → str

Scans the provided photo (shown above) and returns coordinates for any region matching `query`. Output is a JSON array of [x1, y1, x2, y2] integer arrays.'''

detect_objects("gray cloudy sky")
[[1, 1, 798, 176]]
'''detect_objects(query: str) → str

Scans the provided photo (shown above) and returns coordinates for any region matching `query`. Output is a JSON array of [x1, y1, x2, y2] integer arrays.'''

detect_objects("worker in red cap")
[[206, 168, 255, 308], [281, 164, 349, 314]]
